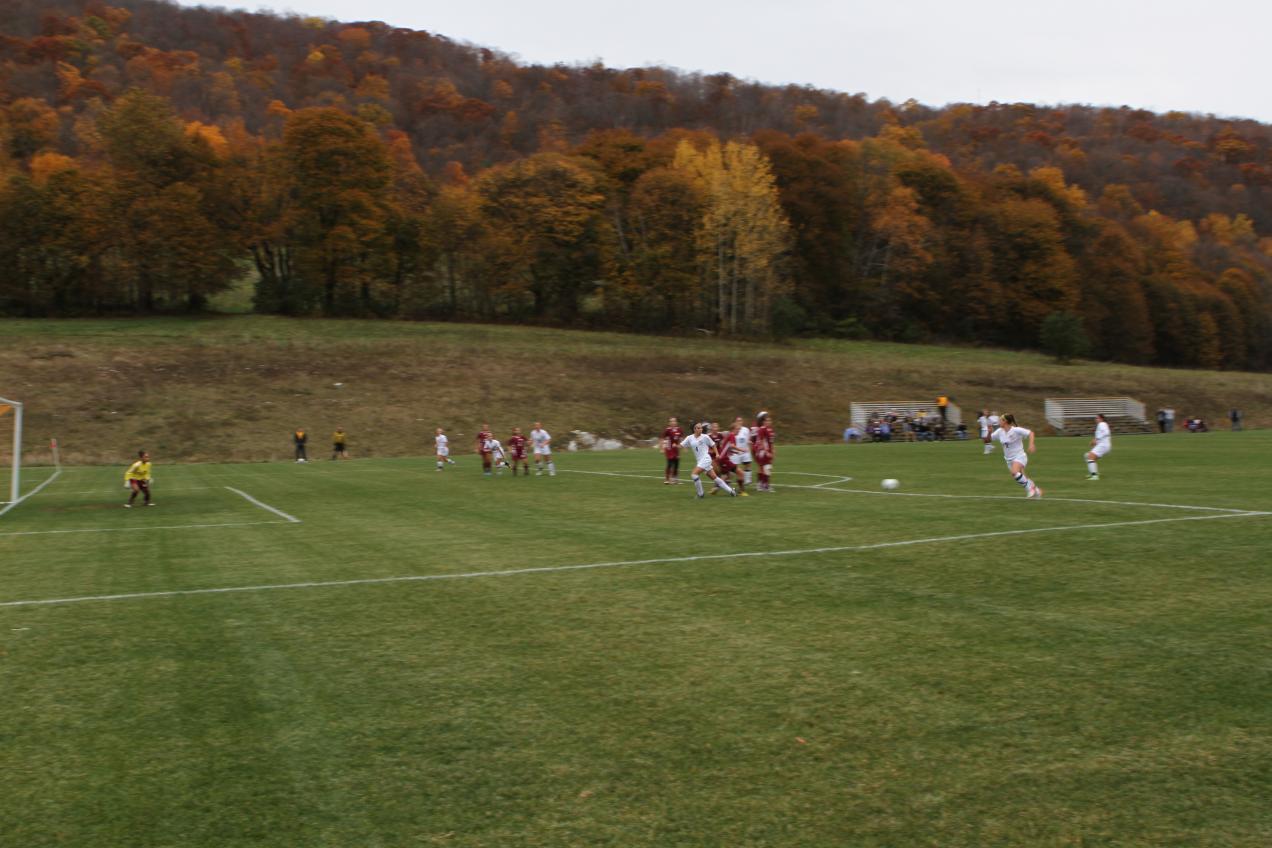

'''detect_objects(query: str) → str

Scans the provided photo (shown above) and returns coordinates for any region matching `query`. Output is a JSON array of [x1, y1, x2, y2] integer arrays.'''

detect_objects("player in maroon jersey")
[[753, 411, 776, 492], [661, 416, 684, 484], [476, 423, 494, 476], [507, 427, 530, 476], [718, 423, 747, 496]]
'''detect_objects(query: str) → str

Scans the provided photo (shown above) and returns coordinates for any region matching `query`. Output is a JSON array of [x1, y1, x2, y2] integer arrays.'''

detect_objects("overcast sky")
[[175, 0, 1272, 123]]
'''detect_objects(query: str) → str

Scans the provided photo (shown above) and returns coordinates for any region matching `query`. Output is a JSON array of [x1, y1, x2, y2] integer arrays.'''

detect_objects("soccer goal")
[[0, 397, 61, 513]]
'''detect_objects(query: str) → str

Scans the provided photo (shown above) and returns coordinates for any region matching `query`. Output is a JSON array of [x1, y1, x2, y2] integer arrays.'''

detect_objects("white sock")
[[714, 476, 734, 495], [437, 461, 443, 469], [693, 476, 704, 497], [744, 469, 752, 485], [548, 461, 556, 475], [1087, 459, 1098, 474], [1014, 472, 1031, 489]]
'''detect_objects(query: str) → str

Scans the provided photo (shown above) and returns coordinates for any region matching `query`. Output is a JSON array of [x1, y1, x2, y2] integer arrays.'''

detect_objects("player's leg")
[[707, 467, 736, 496], [671, 456, 679, 483], [1085, 449, 1099, 479], [1009, 459, 1035, 496], [545, 452, 555, 476], [126, 479, 139, 506]]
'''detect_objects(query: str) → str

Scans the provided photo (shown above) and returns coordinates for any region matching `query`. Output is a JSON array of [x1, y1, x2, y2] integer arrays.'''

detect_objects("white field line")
[[0, 520, 287, 538], [1, 510, 1267, 609], [54, 485, 221, 496], [0, 469, 63, 518], [224, 487, 302, 523], [562, 468, 1256, 515]]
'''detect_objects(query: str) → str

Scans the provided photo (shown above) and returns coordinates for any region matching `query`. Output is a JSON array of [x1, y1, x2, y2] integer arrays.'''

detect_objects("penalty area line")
[[0, 520, 289, 538], [224, 487, 302, 524], [0, 468, 63, 518], [1, 510, 1267, 609]]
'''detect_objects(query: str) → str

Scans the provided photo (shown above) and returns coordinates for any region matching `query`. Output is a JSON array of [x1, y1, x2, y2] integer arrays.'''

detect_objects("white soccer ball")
[[881, 478, 900, 491]]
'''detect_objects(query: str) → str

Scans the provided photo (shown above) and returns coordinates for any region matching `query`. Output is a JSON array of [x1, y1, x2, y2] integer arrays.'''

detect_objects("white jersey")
[[732, 426, 753, 462], [992, 425, 1032, 464], [1094, 421, 1111, 447], [435, 434, 449, 456], [977, 415, 989, 436], [530, 428, 551, 454], [988, 414, 1000, 429], [484, 438, 506, 460], [680, 433, 715, 471]]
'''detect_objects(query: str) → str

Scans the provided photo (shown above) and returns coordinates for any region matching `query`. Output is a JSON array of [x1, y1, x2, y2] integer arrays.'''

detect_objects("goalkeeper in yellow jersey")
[[124, 450, 154, 508]]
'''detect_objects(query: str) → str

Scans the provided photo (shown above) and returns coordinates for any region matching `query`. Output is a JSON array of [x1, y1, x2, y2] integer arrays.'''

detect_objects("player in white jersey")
[[990, 413, 1042, 498], [434, 427, 456, 470], [730, 416, 754, 487], [482, 436, 510, 474], [680, 421, 736, 499], [1084, 414, 1112, 480], [530, 421, 555, 477], [977, 409, 993, 455]]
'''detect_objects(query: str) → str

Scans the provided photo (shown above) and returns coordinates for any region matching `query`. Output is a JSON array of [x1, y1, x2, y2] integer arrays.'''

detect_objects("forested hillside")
[[1, 0, 1271, 370]]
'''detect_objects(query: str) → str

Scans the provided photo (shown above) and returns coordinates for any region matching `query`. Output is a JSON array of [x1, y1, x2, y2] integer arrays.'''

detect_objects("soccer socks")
[[693, 476, 705, 497], [1013, 471, 1033, 490], [1086, 459, 1098, 475], [436, 461, 443, 470], [548, 461, 556, 476], [744, 469, 752, 485], [714, 476, 735, 496]]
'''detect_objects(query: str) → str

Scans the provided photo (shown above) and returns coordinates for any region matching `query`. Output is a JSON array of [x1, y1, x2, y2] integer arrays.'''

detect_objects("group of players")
[[659, 412, 776, 499], [433, 422, 557, 477], [976, 410, 1114, 499]]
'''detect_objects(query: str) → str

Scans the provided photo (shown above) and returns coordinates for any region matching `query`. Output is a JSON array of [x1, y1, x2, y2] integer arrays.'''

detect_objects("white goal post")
[[0, 396, 21, 504]]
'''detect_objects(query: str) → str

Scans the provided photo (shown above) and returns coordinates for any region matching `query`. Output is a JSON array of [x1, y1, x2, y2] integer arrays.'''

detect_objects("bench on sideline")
[[1044, 397, 1154, 436]]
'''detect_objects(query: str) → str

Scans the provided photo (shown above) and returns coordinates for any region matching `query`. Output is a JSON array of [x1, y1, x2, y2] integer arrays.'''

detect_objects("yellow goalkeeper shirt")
[[125, 460, 152, 482]]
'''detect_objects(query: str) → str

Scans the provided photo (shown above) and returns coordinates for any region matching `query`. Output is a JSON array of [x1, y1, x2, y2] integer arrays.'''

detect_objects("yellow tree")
[[673, 139, 790, 334]]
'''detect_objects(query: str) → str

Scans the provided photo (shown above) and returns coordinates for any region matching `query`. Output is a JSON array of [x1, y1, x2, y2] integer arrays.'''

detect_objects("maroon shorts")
[[755, 452, 773, 465], [718, 457, 736, 474], [129, 479, 149, 491], [664, 449, 680, 460]]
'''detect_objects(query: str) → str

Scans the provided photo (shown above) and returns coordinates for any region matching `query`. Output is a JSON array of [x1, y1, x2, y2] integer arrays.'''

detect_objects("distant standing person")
[[731, 415, 754, 489], [124, 450, 154, 508], [1156, 408, 1167, 434], [435, 427, 455, 470], [293, 428, 308, 463], [754, 411, 776, 492], [661, 416, 684, 485], [977, 409, 993, 455], [508, 427, 530, 476], [991, 413, 1041, 498], [1084, 413, 1112, 481], [476, 423, 493, 476], [1230, 409, 1243, 431], [530, 422, 555, 477], [331, 427, 348, 460]]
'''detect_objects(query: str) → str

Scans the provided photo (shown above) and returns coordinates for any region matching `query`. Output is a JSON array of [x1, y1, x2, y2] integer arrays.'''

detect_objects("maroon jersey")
[[753, 425, 775, 458], [476, 430, 492, 453], [717, 433, 738, 471], [508, 433, 528, 459], [662, 426, 683, 458]]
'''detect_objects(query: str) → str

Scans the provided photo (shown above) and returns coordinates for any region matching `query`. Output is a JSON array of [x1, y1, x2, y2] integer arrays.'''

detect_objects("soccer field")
[[3, 433, 1271, 847]]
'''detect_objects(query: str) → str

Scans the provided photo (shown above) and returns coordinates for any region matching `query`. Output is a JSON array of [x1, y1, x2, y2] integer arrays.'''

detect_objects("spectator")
[[1230, 409, 1243, 431], [843, 426, 863, 443], [1165, 407, 1176, 432], [879, 420, 892, 442], [1156, 408, 1167, 434]]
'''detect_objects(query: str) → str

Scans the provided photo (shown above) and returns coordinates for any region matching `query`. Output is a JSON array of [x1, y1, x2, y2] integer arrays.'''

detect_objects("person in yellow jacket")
[[124, 450, 154, 508]]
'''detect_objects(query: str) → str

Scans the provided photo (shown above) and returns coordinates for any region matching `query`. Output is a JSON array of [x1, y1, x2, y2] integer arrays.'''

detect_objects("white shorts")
[[534, 446, 551, 455], [1004, 454, 1028, 468], [733, 451, 753, 464], [436, 446, 449, 457], [979, 427, 989, 438], [1090, 443, 1111, 458], [694, 460, 713, 474]]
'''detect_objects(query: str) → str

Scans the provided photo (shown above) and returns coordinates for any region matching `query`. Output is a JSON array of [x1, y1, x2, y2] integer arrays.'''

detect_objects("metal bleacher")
[[1044, 397, 1155, 436]]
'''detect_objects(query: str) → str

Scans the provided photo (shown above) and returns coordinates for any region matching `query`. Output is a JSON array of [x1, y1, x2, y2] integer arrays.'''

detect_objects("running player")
[[508, 427, 530, 476], [530, 422, 555, 477], [123, 450, 154, 507], [991, 413, 1041, 498], [476, 423, 493, 476], [435, 427, 455, 470], [731, 416, 754, 489], [681, 422, 736, 499], [753, 411, 775, 492], [977, 409, 993, 455], [484, 434, 509, 475], [661, 417, 684, 484], [1085, 414, 1112, 480]]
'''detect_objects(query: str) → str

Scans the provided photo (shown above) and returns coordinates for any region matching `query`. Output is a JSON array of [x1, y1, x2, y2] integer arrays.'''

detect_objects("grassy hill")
[[1, 316, 1268, 465]]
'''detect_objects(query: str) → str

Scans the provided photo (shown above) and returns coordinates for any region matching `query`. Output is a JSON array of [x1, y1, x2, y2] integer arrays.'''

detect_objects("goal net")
[[0, 397, 61, 513]]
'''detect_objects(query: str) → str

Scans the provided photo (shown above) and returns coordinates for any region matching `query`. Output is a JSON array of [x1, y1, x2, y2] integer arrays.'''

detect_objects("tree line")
[[0, 1, 1270, 369]]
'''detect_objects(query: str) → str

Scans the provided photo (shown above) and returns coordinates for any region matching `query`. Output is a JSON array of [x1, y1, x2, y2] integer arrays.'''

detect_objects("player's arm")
[[1028, 431, 1036, 453]]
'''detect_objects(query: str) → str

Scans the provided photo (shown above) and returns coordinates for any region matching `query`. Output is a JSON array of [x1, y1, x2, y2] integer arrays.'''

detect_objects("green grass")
[[2, 432, 1271, 846], [3, 315, 1271, 467]]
